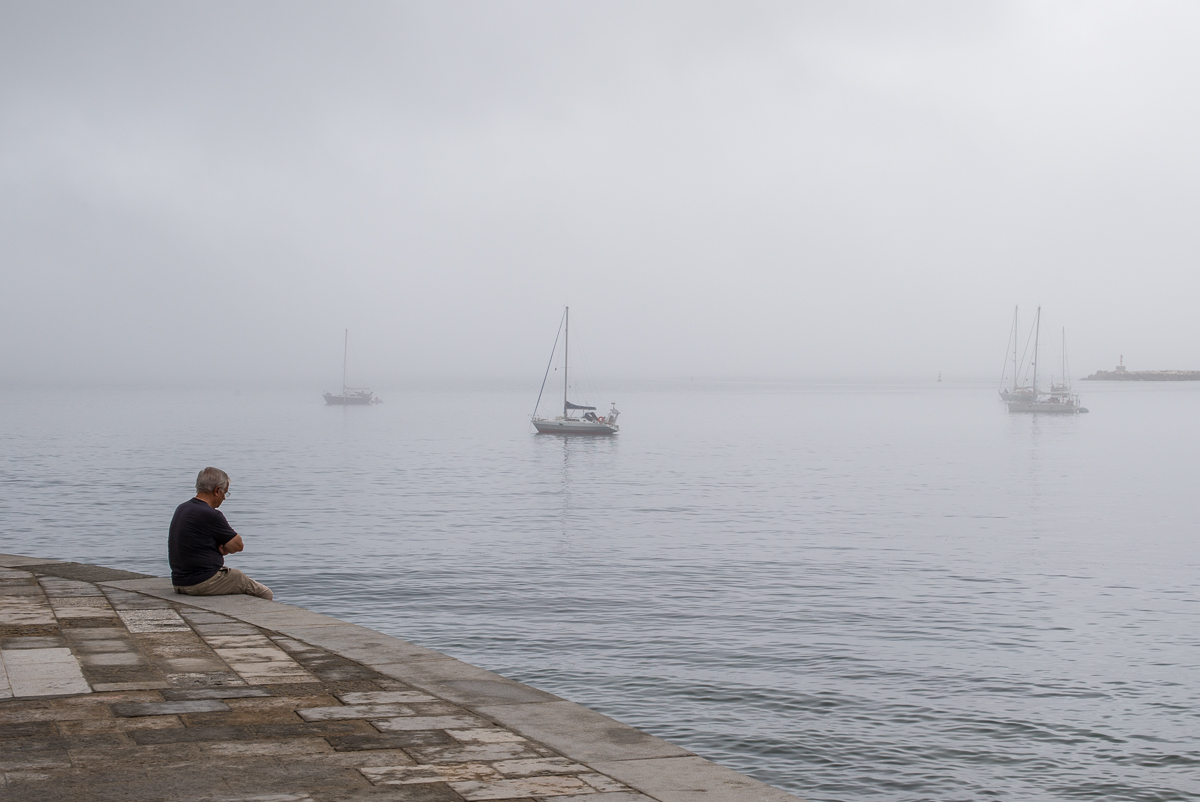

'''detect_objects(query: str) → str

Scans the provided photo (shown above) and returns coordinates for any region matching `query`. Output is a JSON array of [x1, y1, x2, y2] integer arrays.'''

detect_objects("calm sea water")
[[1, 381, 1198, 801]]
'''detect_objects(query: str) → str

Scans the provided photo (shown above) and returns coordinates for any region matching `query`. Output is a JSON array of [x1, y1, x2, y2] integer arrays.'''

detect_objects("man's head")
[[195, 467, 231, 508]]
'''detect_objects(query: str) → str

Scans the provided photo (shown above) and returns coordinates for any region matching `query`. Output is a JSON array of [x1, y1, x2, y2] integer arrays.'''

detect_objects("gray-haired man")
[[168, 467, 273, 600]]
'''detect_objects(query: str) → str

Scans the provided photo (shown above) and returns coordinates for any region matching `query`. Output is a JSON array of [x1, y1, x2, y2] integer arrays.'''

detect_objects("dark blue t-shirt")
[[168, 497, 238, 586]]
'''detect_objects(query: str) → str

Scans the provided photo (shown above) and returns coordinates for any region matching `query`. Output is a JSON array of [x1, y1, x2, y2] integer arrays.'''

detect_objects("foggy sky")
[[3, 1, 1199, 387]]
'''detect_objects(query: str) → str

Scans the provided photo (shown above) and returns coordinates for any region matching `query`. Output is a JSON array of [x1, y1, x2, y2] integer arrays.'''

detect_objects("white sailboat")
[[999, 305, 1035, 402], [323, 330, 381, 406], [531, 307, 619, 435], [1005, 307, 1086, 414]]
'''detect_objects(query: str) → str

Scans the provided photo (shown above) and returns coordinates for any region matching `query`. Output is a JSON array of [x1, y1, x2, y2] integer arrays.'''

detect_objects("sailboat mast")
[[342, 329, 348, 394], [1012, 306, 1019, 391], [1032, 307, 1041, 394], [563, 307, 569, 418]]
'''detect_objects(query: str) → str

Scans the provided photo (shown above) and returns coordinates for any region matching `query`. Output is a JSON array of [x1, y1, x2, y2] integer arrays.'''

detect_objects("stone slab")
[[110, 700, 230, 717], [589, 755, 802, 802], [99, 577, 175, 593], [161, 687, 274, 701], [275, 624, 449, 664], [0, 554, 66, 568], [372, 661, 563, 707], [1, 648, 91, 697], [26, 562, 152, 582], [117, 609, 191, 633], [298, 703, 422, 722], [550, 794, 656, 802], [338, 691, 438, 705], [449, 775, 594, 800], [326, 731, 453, 751], [372, 715, 492, 732], [474, 701, 692, 763]]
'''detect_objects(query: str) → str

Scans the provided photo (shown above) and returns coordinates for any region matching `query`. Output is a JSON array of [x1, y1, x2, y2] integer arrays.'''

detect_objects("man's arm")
[[219, 534, 245, 556]]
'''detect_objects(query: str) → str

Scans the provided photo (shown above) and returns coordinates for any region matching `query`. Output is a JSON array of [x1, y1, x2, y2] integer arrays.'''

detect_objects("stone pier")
[[0, 554, 800, 802]]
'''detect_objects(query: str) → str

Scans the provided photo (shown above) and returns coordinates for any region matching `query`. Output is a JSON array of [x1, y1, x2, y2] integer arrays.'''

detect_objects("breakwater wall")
[[0, 553, 801, 802], [1082, 369, 1200, 381]]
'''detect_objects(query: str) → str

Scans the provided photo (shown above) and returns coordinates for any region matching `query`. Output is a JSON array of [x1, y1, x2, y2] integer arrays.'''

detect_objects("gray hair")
[[196, 467, 230, 494]]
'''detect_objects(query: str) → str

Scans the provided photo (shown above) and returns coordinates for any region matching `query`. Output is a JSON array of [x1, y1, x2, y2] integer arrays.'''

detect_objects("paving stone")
[[101, 589, 172, 609], [167, 671, 248, 687], [361, 762, 502, 786], [545, 794, 655, 802], [184, 708, 309, 728], [252, 720, 370, 737], [0, 720, 56, 738], [111, 699, 231, 716], [162, 686, 275, 700], [588, 755, 802, 802], [0, 556, 64, 567], [55, 688, 162, 705], [308, 749, 420, 769], [490, 758, 585, 777], [205, 737, 335, 757], [300, 704, 424, 722], [1, 647, 91, 697], [78, 652, 148, 667], [57, 714, 181, 734], [0, 747, 73, 771], [69, 638, 139, 653], [474, 701, 691, 763], [0, 703, 109, 724], [326, 731, 454, 751], [225, 695, 338, 712], [37, 577, 105, 596], [0, 583, 42, 596], [0, 596, 56, 626], [369, 662, 561, 708], [192, 623, 265, 637], [129, 723, 254, 744], [405, 743, 547, 765], [30, 562, 150, 583], [175, 609, 237, 623], [91, 680, 173, 692], [445, 729, 528, 745], [338, 691, 439, 705], [372, 715, 491, 732], [62, 627, 129, 641], [307, 664, 382, 682], [449, 776, 592, 800], [577, 773, 634, 793], [203, 795, 314, 802], [276, 625, 448, 665], [0, 636, 65, 649], [205, 633, 278, 648], [118, 609, 191, 632]]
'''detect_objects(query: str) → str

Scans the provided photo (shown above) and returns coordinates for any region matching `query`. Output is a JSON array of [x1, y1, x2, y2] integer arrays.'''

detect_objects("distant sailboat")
[[999, 306, 1035, 402], [323, 330, 381, 405], [1005, 307, 1086, 414], [531, 307, 619, 435]]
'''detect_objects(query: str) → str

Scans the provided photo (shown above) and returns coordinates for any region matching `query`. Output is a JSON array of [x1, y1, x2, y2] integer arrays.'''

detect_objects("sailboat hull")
[[532, 418, 618, 435], [324, 393, 376, 406], [1006, 399, 1081, 414]]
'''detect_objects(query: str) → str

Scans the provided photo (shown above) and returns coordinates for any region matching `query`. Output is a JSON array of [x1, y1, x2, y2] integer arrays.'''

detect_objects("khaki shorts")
[[175, 567, 273, 601]]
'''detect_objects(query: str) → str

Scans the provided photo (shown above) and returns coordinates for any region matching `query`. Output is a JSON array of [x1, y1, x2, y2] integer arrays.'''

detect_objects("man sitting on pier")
[[169, 467, 273, 600]]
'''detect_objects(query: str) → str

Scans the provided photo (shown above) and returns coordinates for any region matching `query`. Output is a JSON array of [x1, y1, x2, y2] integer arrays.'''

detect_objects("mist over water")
[[2, 382, 1197, 801]]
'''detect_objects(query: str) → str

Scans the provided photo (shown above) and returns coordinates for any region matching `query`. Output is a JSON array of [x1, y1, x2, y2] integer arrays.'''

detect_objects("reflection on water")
[[1, 383, 1199, 801]]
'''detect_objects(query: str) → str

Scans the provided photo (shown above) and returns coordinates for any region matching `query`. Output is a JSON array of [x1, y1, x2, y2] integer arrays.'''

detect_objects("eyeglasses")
[[219, 486, 231, 497]]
